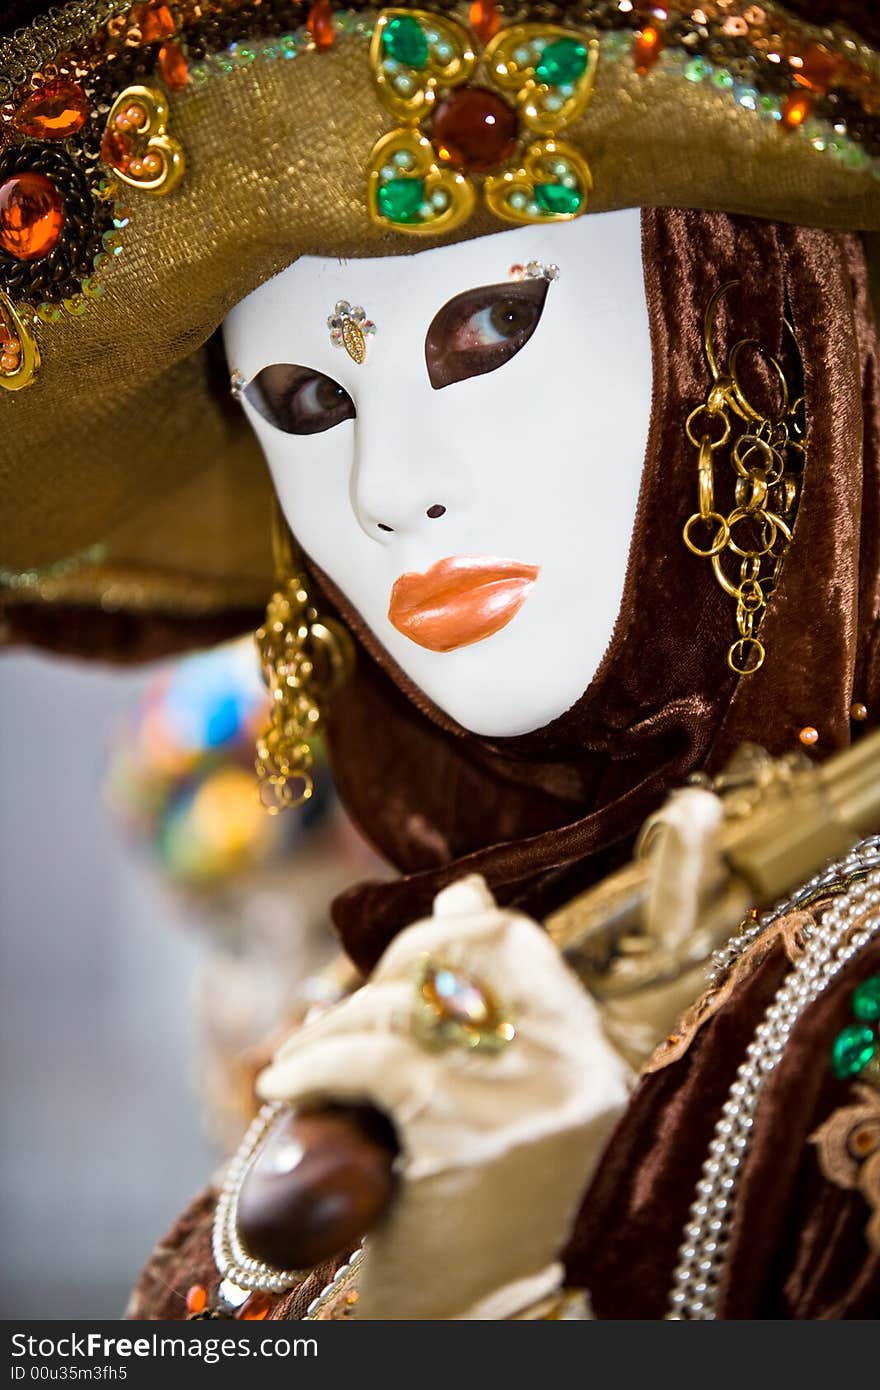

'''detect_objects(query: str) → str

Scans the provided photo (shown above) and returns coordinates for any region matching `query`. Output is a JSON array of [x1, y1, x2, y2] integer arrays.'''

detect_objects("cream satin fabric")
[[258, 874, 632, 1320], [601, 787, 731, 1069]]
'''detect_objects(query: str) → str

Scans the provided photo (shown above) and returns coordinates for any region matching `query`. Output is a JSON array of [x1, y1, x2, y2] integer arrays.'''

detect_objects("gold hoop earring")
[[682, 281, 805, 676], [255, 504, 354, 814]]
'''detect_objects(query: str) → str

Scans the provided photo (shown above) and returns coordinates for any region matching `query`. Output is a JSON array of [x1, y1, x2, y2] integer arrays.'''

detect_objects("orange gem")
[[134, 3, 176, 43], [13, 79, 90, 140], [781, 93, 812, 129], [469, 0, 501, 45], [308, 0, 335, 51], [634, 25, 665, 75], [238, 1291, 273, 1321], [794, 42, 844, 96], [185, 1284, 208, 1315], [851, 702, 869, 722], [799, 726, 819, 746], [850, 1125, 877, 1156], [101, 126, 133, 172], [0, 172, 64, 262], [159, 41, 189, 91]]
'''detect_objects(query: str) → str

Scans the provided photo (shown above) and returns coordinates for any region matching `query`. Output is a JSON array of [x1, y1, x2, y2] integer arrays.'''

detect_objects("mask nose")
[[376, 504, 447, 535], [351, 395, 460, 540]]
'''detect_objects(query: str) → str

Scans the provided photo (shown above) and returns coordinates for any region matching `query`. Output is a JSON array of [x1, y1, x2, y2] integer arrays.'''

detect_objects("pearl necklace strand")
[[212, 1101, 305, 1300]]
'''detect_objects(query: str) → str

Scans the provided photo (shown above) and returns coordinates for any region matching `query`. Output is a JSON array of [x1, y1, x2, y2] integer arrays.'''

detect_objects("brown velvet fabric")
[[313, 209, 880, 973], [565, 928, 880, 1319]]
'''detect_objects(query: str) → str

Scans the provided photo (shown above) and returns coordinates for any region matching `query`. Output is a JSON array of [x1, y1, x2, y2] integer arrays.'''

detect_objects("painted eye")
[[244, 364, 356, 435], [425, 278, 550, 390]]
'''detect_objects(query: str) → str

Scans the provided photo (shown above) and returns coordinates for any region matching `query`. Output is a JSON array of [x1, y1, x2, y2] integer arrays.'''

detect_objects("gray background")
[[1, 651, 215, 1319]]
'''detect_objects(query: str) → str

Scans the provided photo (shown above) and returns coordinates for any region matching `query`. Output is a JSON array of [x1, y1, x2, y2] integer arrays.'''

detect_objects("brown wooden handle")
[[236, 1103, 399, 1271]]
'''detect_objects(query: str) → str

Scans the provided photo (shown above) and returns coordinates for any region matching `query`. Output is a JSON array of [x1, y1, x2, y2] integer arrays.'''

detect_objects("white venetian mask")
[[224, 209, 651, 738]]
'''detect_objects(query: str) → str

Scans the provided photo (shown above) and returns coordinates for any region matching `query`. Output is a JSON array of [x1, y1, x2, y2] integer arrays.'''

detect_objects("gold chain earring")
[[255, 503, 354, 814], [682, 281, 805, 676]]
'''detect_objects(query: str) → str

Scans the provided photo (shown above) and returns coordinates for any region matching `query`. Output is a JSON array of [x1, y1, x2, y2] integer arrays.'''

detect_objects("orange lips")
[[388, 555, 540, 653]]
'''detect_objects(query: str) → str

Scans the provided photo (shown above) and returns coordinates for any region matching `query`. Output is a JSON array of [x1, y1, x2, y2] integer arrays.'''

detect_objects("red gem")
[[634, 26, 665, 75], [432, 87, 518, 173], [134, 3, 176, 43], [793, 43, 845, 96], [101, 125, 133, 172], [159, 41, 189, 91], [185, 1284, 208, 1315], [0, 172, 64, 262], [469, 0, 500, 45], [13, 79, 90, 139], [238, 1291, 273, 1321], [308, 0, 335, 51]]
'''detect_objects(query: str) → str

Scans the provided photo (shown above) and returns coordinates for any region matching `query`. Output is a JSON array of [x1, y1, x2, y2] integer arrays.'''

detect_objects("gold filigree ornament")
[[682, 281, 805, 676], [0, 292, 40, 392], [102, 86, 185, 195], [811, 1083, 880, 1253], [368, 11, 597, 235]]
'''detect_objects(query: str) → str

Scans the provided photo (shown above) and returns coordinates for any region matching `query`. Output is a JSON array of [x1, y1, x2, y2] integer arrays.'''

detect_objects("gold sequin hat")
[[2, 0, 879, 646]]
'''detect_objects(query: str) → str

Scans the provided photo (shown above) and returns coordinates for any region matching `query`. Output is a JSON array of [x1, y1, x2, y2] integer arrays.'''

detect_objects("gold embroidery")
[[811, 1083, 880, 1253]]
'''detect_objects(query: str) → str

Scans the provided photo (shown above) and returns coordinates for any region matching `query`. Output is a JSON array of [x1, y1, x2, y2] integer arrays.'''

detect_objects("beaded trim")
[[666, 850, 880, 1320], [3, 4, 879, 151], [709, 833, 880, 984], [212, 1101, 308, 1296], [302, 1245, 365, 1319]]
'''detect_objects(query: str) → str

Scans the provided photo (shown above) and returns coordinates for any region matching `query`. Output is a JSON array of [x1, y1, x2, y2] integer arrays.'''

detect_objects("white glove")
[[258, 874, 632, 1319]]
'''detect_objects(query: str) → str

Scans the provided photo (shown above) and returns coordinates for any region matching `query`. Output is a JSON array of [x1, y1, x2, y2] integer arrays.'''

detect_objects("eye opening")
[[243, 363, 356, 435], [425, 277, 551, 392]]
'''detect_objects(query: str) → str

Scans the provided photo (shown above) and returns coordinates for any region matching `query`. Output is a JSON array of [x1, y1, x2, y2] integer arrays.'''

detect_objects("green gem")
[[382, 15, 429, 70], [535, 38, 588, 87], [534, 181, 583, 216], [831, 1023, 877, 1079], [852, 976, 880, 1023], [377, 177, 426, 224]]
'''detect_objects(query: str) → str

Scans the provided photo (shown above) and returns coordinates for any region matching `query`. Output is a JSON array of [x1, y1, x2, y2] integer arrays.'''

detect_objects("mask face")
[[224, 209, 651, 738]]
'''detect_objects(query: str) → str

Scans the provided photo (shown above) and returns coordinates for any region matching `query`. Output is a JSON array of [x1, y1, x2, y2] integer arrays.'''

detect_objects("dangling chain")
[[682, 282, 805, 676], [255, 515, 353, 814]]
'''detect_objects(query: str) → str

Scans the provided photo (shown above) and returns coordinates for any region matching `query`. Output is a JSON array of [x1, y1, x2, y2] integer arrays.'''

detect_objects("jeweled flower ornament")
[[328, 301, 377, 364], [368, 10, 598, 236]]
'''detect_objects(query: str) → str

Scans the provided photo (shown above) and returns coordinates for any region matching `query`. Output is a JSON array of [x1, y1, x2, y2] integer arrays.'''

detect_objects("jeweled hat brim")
[[2, 1, 880, 639]]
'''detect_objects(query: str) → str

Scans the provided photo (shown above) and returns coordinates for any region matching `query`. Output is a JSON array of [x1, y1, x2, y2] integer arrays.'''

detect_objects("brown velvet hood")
[[315, 208, 880, 973]]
